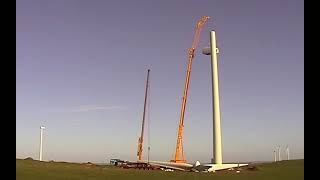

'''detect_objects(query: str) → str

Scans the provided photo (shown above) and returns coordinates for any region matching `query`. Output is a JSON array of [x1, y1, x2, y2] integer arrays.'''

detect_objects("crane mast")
[[171, 16, 210, 163], [137, 69, 150, 161]]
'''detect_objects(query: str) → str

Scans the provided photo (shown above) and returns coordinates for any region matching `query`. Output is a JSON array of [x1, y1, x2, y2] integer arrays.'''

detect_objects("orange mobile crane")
[[137, 69, 150, 161], [171, 16, 210, 163]]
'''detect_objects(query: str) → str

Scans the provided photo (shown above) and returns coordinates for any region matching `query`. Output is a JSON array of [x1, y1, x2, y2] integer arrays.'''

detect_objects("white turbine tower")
[[286, 145, 290, 160], [202, 31, 222, 165], [201, 30, 248, 170], [277, 145, 281, 161], [39, 126, 45, 161], [274, 150, 277, 162]]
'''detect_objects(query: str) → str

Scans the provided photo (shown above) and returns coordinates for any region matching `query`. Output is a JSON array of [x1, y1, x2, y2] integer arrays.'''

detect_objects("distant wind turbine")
[[286, 145, 290, 160], [278, 145, 281, 161], [39, 126, 45, 161]]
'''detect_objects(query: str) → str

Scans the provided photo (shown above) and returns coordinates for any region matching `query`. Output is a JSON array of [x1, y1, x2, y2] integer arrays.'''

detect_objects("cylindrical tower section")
[[210, 31, 222, 165], [39, 126, 45, 161], [278, 146, 281, 161]]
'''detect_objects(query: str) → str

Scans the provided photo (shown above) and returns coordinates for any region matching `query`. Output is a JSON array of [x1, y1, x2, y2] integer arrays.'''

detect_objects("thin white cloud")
[[46, 105, 125, 113], [70, 105, 124, 112]]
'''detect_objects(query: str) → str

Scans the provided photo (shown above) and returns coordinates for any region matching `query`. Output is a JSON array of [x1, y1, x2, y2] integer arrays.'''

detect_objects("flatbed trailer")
[[120, 162, 160, 170]]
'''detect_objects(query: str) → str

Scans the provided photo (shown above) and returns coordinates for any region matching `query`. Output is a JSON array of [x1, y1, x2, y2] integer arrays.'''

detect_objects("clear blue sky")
[[16, 0, 304, 163]]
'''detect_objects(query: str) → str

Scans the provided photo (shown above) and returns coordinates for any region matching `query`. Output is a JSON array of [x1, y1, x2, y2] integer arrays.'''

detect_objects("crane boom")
[[171, 16, 210, 163], [137, 69, 150, 161]]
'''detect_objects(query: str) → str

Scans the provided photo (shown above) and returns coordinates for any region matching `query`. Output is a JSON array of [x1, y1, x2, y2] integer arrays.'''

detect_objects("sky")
[[16, 0, 304, 163]]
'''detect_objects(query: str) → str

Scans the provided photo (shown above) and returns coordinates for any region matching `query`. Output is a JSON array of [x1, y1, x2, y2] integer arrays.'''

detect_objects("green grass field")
[[16, 159, 304, 180]]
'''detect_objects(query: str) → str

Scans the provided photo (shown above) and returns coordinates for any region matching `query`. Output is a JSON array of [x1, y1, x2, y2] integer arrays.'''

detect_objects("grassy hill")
[[16, 159, 304, 180]]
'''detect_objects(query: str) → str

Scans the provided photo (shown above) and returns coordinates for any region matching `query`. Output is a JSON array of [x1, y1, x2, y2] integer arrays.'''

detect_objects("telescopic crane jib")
[[171, 16, 210, 163], [137, 69, 150, 161]]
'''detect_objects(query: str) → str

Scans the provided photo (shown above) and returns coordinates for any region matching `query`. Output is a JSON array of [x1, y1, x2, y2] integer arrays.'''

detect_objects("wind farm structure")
[[39, 126, 45, 161], [134, 16, 248, 172]]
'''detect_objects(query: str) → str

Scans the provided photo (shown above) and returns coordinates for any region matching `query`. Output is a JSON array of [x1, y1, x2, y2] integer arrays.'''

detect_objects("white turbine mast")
[[39, 126, 46, 161], [286, 145, 290, 160], [277, 145, 281, 161]]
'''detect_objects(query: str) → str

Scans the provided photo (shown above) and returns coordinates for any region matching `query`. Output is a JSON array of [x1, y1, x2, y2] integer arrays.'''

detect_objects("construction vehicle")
[[109, 159, 126, 166], [137, 69, 150, 161], [171, 16, 210, 163]]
